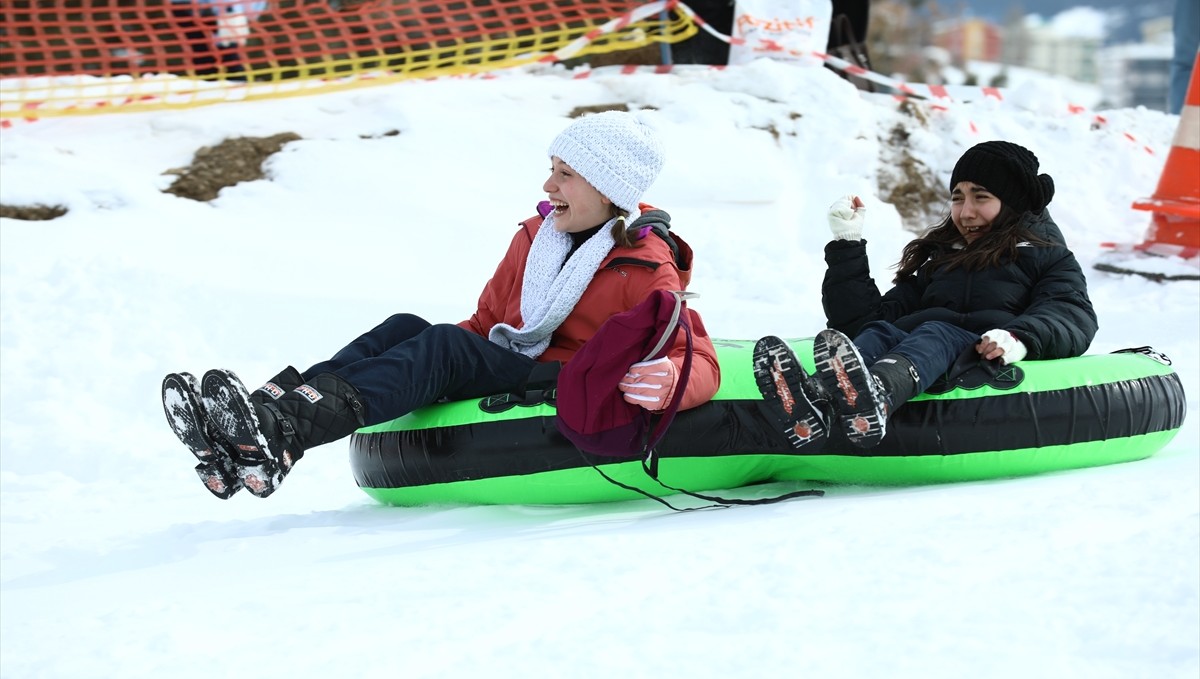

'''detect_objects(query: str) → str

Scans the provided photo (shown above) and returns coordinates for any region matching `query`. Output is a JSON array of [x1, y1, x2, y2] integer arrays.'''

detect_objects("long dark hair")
[[893, 204, 1052, 282]]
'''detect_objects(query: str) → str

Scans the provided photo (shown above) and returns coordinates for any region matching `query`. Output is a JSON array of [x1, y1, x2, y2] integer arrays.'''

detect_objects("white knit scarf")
[[489, 210, 636, 358]]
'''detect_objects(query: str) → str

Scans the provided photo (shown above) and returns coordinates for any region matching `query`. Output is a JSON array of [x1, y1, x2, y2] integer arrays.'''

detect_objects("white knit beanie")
[[546, 111, 665, 212]]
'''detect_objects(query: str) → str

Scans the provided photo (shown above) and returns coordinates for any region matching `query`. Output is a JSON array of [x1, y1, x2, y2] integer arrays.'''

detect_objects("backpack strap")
[[589, 463, 824, 512], [640, 292, 694, 478], [635, 293, 825, 507], [642, 289, 692, 362], [575, 289, 826, 510], [627, 215, 687, 271]]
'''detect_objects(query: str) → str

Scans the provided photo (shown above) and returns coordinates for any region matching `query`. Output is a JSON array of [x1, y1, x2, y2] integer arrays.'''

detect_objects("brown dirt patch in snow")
[[566, 103, 631, 118], [877, 102, 948, 233], [163, 132, 302, 202], [0, 204, 68, 221]]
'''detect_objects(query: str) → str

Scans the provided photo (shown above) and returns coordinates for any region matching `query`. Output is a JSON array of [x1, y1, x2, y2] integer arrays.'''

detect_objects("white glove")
[[617, 357, 679, 412], [979, 329, 1028, 365], [827, 195, 866, 241]]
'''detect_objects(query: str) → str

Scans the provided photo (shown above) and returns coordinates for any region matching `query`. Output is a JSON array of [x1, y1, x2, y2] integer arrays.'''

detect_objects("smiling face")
[[543, 157, 613, 233], [950, 181, 1003, 244]]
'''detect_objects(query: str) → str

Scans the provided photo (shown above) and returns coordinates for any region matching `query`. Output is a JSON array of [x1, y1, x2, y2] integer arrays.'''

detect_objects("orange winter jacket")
[[458, 209, 720, 411]]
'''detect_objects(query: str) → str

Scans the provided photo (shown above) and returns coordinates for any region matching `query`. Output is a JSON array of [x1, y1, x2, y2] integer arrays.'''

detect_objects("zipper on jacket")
[[605, 257, 660, 272]]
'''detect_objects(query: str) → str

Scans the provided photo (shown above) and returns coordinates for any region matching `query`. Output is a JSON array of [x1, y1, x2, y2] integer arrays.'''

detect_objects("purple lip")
[[537, 200, 554, 217]]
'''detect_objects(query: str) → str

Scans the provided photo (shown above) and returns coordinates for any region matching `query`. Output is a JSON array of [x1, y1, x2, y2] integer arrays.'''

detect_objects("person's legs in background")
[[1169, 0, 1200, 114]]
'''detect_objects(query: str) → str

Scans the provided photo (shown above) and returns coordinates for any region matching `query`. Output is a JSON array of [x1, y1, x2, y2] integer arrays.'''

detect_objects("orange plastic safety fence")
[[0, 0, 696, 118]]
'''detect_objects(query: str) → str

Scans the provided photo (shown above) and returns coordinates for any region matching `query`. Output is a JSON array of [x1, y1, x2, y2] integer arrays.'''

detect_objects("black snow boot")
[[201, 370, 365, 498], [868, 353, 921, 415], [163, 372, 242, 499], [752, 335, 828, 449], [812, 328, 892, 449], [162, 367, 304, 498], [255, 366, 305, 403]]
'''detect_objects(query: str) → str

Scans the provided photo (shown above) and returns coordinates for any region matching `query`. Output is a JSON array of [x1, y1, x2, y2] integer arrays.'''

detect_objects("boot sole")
[[201, 369, 284, 498], [161, 372, 243, 499], [752, 336, 826, 449], [813, 330, 888, 448]]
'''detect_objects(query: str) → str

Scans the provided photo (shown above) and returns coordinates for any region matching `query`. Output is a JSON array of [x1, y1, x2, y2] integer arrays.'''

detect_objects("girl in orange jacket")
[[162, 111, 720, 499]]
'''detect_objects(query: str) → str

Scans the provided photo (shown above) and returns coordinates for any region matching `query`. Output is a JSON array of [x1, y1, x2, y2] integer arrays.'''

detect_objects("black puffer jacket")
[[821, 210, 1098, 360]]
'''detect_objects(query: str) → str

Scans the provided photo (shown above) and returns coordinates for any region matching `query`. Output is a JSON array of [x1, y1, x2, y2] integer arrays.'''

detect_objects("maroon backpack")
[[554, 289, 824, 509], [554, 289, 693, 464]]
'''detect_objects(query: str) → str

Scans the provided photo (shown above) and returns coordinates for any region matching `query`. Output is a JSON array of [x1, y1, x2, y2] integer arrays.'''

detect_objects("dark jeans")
[[852, 320, 981, 393], [302, 313, 537, 426]]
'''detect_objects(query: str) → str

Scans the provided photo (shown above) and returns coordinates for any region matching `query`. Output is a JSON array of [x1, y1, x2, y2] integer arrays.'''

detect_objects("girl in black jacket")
[[755, 141, 1098, 449]]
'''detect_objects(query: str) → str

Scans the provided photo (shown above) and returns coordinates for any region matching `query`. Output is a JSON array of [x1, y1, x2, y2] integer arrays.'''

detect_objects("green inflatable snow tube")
[[348, 339, 1187, 506]]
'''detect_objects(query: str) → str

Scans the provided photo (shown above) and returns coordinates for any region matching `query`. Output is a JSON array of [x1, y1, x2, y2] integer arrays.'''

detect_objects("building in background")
[[1005, 8, 1104, 84], [932, 17, 1003, 63], [995, 6, 1171, 112], [828, 1, 1174, 111], [1097, 17, 1174, 111], [1097, 44, 1172, 109]]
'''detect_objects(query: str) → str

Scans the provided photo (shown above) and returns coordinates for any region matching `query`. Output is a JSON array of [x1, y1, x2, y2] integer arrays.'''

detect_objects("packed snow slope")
[[1, 61, 1197, 678]]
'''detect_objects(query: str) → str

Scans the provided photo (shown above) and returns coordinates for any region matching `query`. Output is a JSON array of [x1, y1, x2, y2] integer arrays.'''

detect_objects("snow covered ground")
[[1, 60, 1197, 678]]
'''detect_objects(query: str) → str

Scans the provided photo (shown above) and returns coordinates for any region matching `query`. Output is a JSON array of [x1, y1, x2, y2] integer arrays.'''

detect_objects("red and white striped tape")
[[559, 1, 1160, 155], [1099, 241, 1200, 261], [0, 0, 1165, 157]]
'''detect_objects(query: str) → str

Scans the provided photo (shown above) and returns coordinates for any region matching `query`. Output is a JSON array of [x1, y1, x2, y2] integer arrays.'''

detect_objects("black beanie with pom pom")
[[949, 140, 1055, 214]]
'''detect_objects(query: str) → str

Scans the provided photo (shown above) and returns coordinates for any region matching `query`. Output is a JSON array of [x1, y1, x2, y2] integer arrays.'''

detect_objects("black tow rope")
[[585, 450, 824, 513]]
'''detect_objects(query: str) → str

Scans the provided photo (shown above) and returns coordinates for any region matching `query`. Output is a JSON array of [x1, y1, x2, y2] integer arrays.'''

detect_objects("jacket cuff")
[[824, 238, 867, 262]]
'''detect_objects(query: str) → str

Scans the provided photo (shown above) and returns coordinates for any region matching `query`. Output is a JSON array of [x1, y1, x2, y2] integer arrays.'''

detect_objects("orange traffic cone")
[[1130, 52, 1200, 259]]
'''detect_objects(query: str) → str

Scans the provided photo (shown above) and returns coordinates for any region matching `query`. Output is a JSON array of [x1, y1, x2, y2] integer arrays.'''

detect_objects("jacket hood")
[[1020, 208, 1066, 246]]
